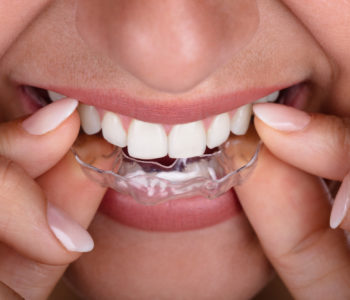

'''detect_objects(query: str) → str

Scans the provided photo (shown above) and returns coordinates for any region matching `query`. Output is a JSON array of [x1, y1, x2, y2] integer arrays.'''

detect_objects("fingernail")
[[47, 202, 94, 252], [253, 103, 311, 131], [330, 173, 350, 229], [22, 98, 78, 135]]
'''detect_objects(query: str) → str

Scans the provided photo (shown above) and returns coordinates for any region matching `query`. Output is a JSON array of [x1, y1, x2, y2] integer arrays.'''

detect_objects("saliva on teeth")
[[48, 89, 279, 160]]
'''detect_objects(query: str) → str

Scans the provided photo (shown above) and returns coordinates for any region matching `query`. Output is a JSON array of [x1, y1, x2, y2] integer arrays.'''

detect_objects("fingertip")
[[47, 202, 95, 253], [0, 103, 81, 178], [330, 172, 350, 230], [22, 99, 78, 135], [252, 103, 311, 132]]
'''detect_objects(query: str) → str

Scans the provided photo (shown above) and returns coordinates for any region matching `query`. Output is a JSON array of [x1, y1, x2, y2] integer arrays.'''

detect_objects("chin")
[[64, 213, 272, 300]]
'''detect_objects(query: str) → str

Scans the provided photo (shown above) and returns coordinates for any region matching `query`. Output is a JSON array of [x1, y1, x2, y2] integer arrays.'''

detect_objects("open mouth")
[[20, 82, 309, 231], [22, 83, 304, 160]]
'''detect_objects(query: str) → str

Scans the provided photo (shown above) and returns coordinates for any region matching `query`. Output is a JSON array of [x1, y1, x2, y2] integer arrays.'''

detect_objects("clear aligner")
[[72, 130, 261, 205]]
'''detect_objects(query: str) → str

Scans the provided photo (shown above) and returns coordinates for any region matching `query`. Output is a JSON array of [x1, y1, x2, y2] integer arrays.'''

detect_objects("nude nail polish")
[[47, 202, 94, 252], [330, 172, 350, 229], [22, 98, 78, 135], [253, 103, 311, 131]]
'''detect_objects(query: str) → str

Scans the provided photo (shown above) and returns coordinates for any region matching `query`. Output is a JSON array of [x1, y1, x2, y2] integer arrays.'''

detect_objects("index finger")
[[0, 98, 80, 178]]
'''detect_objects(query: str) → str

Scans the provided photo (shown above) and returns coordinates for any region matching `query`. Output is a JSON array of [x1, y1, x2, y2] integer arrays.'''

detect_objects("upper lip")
[[39, 83, 293, 124]]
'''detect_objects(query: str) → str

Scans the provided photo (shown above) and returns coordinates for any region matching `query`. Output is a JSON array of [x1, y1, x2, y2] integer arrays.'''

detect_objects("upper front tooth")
[[207, 113, 230, 149], [231, 103, 252, 135], [48, 90, 65, 101], [102, 112, 127, 147], [168, 121, 206, 158], [127, 120, 167, 159], [78, 104, 101, 135]]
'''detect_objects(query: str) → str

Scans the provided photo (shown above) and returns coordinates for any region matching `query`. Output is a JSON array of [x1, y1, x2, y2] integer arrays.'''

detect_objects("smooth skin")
[[1, 1, 350, 299]]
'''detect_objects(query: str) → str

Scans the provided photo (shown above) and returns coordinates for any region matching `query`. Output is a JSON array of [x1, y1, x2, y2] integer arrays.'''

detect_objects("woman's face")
[[1, 1, 350, 299]]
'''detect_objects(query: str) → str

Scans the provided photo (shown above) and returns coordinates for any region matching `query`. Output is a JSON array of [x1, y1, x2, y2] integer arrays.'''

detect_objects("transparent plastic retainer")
[[72, 128, 261, 205]]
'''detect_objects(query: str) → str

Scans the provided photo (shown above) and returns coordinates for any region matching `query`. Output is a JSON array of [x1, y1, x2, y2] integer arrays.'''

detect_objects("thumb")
[[252, 103, 350, 231], [252, 103, 350, 180]]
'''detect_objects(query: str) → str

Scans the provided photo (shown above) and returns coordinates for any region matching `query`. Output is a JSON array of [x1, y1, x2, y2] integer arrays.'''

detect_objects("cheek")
[[283, 1, 350, 59], [0, 1, 49, 56], [283, 0, 350, 115], [65, 213, 272, 299]]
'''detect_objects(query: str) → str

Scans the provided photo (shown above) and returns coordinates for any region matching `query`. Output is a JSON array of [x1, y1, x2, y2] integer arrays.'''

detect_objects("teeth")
[[102, 112, 127, 147], [127, 120, 167, 159], [266, 91, 280, 102], [255, 90, 280, 103], [78, 104, 101, 135], [168, 121, 206, 158], [48, 90, 65, 101], [207, 113, 230, 149], [231, 104, 252, 135], [71, 89, 280, 159]]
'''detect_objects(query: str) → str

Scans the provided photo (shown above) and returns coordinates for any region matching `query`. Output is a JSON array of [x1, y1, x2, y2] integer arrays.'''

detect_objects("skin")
[[0, 0, 350, 299]]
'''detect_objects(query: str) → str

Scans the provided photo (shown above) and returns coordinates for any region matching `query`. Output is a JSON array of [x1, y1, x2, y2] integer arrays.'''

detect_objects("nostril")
[[75, 0, 260, 93]]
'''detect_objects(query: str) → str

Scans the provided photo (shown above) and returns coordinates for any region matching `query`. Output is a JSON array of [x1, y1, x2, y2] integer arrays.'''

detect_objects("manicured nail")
[[330, 173, 350, 229], [47, 202, 94, 252], [253, 103, 311, 131], [22, 98, 78, 135]]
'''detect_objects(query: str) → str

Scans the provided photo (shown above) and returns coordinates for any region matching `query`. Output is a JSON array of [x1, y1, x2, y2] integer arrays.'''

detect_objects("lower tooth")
[[231, 103, 252, 135], [127, 120, 167, 159], [168, 121, 206, 159], [78, 104, 101, 135]]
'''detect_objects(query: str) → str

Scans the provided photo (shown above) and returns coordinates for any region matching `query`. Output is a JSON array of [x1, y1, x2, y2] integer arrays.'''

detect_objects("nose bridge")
[[76, 0, 259, 93]]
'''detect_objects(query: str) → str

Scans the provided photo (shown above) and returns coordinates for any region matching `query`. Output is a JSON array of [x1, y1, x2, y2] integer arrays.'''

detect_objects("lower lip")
[[99, 189, 241, 232]]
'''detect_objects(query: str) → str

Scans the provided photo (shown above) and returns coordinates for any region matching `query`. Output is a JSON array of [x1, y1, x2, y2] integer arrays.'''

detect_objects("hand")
[[0, 99, 108, 299], [236, 103, 350, 299]]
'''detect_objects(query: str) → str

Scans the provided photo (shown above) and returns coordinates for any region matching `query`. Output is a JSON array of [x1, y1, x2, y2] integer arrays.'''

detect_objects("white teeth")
[[73, 89, 280, 159], [266, 90, 280, 102], [102, 112, 127, 147], [127, 120, 167, 159], [207, 113, 230, 149], [231, 103, 252, 135], [255, 90, 280, 103], [78, 104, 101, 135], [48, 90, 65, 101], [168, 121, 206, 158]]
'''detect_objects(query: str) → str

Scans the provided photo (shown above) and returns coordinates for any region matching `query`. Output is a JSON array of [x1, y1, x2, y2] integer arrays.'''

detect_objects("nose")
[[76, 0, 259, 93]]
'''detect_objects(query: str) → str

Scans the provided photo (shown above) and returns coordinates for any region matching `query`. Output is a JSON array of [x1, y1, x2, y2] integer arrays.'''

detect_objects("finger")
[[0, 243, 65, 300], [253, 103, 350, 180], [0, 281, 23, 300], [0, 98, 80, 178], [0, 156, 93, 265], [236, 147, 350, 299], [0, 136, 113, 299], [37, 134, 113, 226], [329, 171, 350, 230]]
